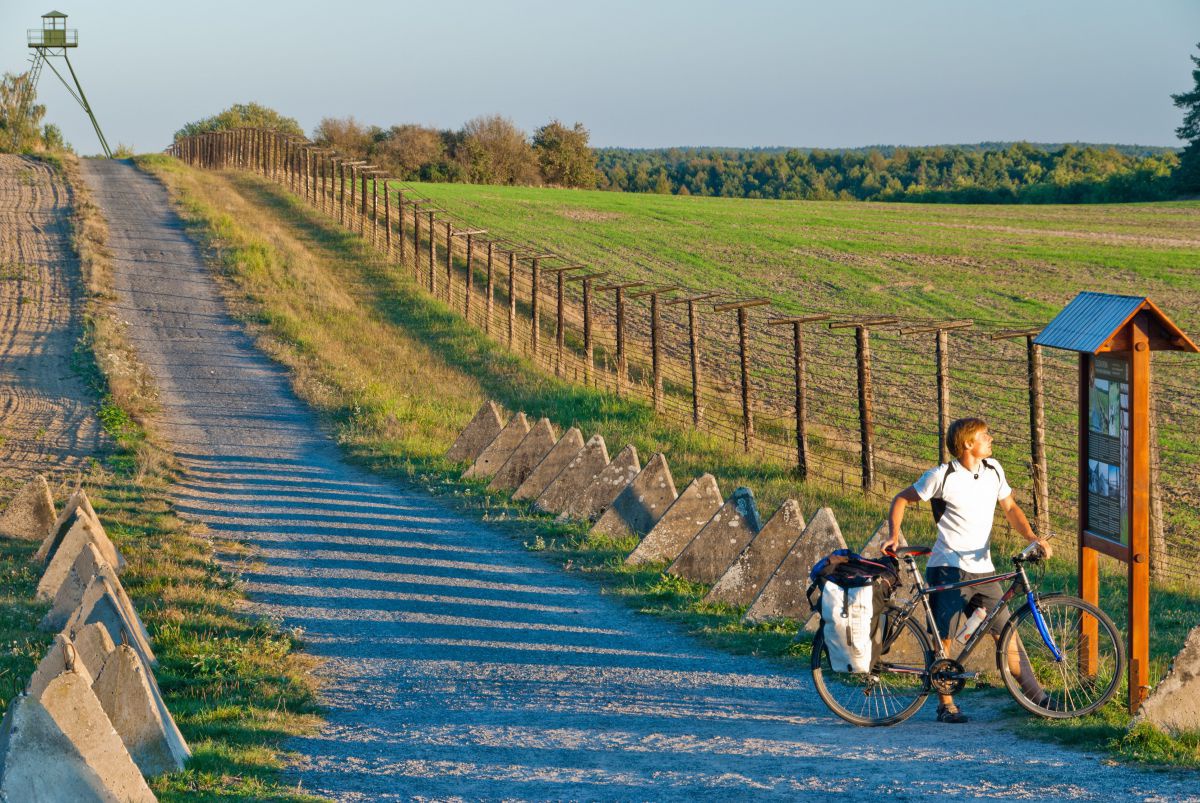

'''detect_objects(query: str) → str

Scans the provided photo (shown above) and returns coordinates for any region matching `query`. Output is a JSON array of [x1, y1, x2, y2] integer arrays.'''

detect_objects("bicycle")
[[810, 540, 1126, 726]]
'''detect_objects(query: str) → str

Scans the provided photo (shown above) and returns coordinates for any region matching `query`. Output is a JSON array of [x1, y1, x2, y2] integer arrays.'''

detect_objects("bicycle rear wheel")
[[811, 608, 932, 727], [998, 593, 1125, 719]]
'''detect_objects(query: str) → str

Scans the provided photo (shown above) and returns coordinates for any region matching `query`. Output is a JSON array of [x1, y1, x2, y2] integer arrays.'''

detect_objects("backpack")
[[930, 458, 999, 524], [806, 550, 900, 674]]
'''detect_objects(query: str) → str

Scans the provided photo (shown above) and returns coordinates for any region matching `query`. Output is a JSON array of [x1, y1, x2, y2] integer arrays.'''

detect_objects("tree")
[[1171, 42, 1200, 194], [174, 102, 303, 141], [381, 124, 445, 178], [311, 116, 374, 155], [0, 71, 47, 153], [532, 120, 597, 187], [458, 114, 539, 185]]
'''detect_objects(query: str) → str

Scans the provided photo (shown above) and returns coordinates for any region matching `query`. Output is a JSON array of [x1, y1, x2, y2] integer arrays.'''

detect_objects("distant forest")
[[592, 143, 1182, 203]]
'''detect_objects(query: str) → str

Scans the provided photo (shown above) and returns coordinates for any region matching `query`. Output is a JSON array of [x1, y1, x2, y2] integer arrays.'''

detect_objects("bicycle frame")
[[882, 556, 1060, 675]]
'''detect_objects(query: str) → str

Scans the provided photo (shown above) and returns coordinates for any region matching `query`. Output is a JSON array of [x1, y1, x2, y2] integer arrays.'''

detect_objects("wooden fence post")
[[485, 241, 494, 333], [444, 222, 454, 305], [832, 317, 897, 493], [666, 293, 721, 427], [992, 326, 1050, 537], [508, 251, 518, 348], [544, 265, 585, 377], [769, 315, 830, 479], [524, 254, 556, 358], [450, 229, 486, 319], [715, 299, 770, 451], [597, 281, 648, 395], [630, 285, 679, 411], [568, 271, 609, 384], [427, 211, 436, 294], [338, 161, 346, 225], [383, 181, 391, 258], [396, 191, 405, 265], [360, 172, 369, 237]]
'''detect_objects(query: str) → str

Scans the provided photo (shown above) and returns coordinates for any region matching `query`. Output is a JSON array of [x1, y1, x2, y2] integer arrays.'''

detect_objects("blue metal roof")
[[1033, 292, 1146, 353]]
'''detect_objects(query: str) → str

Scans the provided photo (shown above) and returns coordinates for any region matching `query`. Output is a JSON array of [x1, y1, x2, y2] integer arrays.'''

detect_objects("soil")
[[80, 158, 1199, 802], [0, 154, 102, 490]]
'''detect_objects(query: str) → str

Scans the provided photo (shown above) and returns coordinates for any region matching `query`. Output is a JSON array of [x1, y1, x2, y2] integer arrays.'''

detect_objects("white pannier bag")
[[820, 582, 875, 673]]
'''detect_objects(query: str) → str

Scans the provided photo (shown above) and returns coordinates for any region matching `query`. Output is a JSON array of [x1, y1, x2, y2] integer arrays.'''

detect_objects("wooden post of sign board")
[[1129, 313, 1151, 712]]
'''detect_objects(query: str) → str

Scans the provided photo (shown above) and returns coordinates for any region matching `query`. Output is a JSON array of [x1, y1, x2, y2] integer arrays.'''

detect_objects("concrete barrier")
[[445, 400, 505, 463], [488, 417, 557, 493], [0, 670, 156, 802], [70, 621, 117, 680], [35, 513, 127, 602], [705, 499, 805, 607], [42, 544, 153, 651], [669, 487, 762, 584], [463, 412, 530, 480], [36, 488, 102, 564], [92, 644, 190, 776], [27, 634, 93, 697], [743, 506, 847, 624], [512, 427, 584, 501], [625, 474, 723, 565], [563, 445, 640, 521], [0, 474, 56, 541], [1133, 624, 1200, 737], [591, 452, 678, 539], [534, 434, 610, 515], [63, 575, 157, 669]]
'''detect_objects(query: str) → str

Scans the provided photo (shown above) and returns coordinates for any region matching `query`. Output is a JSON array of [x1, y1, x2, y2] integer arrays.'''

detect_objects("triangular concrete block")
[[64, 575, 157, 669], [592, 452, 678, 540], [70, 621, 118, 681], [860, 520, 898, 558], [562, 445, 640, 521], [512, 427, 584, 501], [669, 487, 762, 584], [445, 400, 505, 462], [36, 488, 101, 564], [706, 499, 806, 607], [488, 418, 557, 493], [534, 434, 610, 515], [93, 644, 190, 776], [28, 634, 94, 698], [0, 475, 56, 541], [626, 474, 724, 565], [0, 672, 157, 802], [42, 543, 153, 651], [36, 514, 124, 602], [463, 413, 530, 479], [1133, 624, 1200, 737], [743, 506, 848, 624]]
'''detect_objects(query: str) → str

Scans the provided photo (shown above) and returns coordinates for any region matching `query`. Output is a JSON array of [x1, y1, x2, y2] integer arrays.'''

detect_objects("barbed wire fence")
[[168, 128, 1199, 590]]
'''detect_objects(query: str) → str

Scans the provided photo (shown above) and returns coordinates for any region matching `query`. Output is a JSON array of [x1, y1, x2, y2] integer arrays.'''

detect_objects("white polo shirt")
[[913, 458, 1012, 572]]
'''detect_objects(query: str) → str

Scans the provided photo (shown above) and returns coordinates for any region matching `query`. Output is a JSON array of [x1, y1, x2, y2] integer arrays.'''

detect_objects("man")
[[885, 417, 1051, 723]]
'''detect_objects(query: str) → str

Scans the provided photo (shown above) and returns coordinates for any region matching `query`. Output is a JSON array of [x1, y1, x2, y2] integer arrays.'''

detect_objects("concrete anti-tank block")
[[445, 400, 505, 463], [669, 487, 762, 584], [591, 452, 677, 540], [463, 412, 530, 479], [92, 644, 190, 776], [534, 434, 610, 515], [706, 499, 806, 607], [488, 418, 557, 493], [64, 575, 157, 669], [626, 474, 723, 565], [0, 671, 157, 802], [36, 513, 125, 602], [27, 633, 94, 698], [563, 445, 640, 521], [1133, 624, 1200, 737], [36, 488, 102, 564], [42, 543, 153, 652], [0, 474, 56, 541], [743, 506, 847, 624], [512, 427, 584, 501], [70, 621, 118, 680]]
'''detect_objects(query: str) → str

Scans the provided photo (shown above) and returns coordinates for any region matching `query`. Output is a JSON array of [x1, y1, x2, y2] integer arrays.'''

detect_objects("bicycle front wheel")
[[998, 593, 1125, 719], [811, 608, 932, 727]]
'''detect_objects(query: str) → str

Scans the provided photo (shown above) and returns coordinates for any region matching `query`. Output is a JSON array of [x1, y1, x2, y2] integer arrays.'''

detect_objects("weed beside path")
[[135, 154, 1200, 771]]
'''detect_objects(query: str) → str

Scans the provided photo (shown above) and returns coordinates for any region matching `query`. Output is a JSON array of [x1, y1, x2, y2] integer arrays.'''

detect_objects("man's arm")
[[998, 494, 1053, 559], [885, 486, 921, 553]]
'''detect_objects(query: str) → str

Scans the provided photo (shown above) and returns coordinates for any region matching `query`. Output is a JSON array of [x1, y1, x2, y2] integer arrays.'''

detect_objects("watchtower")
[[25, 10, 112, 158]]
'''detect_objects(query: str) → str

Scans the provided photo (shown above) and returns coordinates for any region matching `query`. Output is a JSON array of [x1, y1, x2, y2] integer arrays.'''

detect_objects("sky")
[[3, 0, 1198, 155]]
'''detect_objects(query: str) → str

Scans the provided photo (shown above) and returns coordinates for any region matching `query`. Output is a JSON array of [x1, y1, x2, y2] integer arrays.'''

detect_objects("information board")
[[1086, 354, 1129, 545]]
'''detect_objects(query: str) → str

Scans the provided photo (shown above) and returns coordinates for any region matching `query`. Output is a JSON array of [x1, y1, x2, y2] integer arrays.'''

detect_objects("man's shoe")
[[936, 704, 970, 723]]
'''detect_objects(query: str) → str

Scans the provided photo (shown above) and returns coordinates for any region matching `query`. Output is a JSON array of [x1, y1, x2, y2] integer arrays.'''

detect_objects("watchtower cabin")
[[28, 11, 77, 51]]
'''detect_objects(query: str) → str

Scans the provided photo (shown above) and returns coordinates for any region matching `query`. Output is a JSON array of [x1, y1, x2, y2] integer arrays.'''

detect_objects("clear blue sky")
[[3, 0, 1198, 155]]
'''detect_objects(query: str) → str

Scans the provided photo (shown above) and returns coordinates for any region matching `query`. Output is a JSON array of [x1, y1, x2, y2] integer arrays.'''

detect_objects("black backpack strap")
[[930, 462, 955, 523]]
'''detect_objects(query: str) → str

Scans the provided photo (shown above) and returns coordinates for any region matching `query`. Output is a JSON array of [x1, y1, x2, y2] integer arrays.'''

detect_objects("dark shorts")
[[926, 566, 1011, 640]]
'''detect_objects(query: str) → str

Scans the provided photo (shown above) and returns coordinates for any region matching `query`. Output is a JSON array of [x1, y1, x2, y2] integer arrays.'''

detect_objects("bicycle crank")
[[929, 658, 968, 695]]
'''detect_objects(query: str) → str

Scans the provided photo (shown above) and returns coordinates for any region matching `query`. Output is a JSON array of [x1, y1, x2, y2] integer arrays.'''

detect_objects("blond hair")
[[947, 417, 988, 459]]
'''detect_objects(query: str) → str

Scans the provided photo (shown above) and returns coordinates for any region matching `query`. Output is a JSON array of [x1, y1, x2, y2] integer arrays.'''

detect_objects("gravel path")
[[80, 159, 1198, 802], [0, 154, 101, 485]]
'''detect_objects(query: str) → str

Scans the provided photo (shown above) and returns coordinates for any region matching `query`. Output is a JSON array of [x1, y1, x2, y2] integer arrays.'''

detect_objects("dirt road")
[[0, 154, 101, 488], [80, 158, 1198, 802]]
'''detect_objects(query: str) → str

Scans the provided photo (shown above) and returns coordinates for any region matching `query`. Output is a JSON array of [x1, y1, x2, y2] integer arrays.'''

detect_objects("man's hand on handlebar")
[[882, 532, 902, 556]]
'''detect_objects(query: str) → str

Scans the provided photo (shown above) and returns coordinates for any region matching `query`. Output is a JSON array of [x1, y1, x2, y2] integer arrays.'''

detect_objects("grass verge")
[[0, 154, 325, 802], [133, 153, 1200, 769]]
